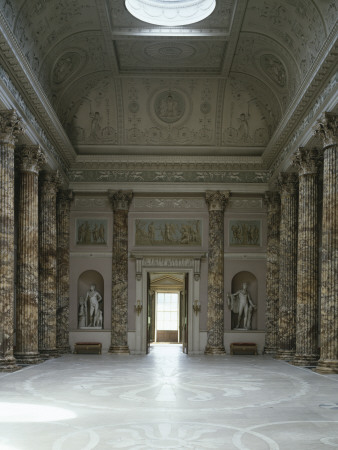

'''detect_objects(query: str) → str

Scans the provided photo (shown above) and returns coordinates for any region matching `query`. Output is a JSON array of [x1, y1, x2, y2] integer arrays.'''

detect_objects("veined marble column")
[[205, 190, 230, 354], [264, 191, 280, 355], [315, 113, 338, 374], [15, 145, 45, 364], [293, 148, 320, 366], [0, 110, 24, 371], [109, 190, 133, 353], [56, 189, 73, 353], [276, 173, 298, 361], [39, 171, 59, 358]]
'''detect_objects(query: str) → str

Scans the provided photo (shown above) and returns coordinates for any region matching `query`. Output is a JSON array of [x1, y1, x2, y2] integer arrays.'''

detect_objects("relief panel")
[[135, 219, 202, 247]]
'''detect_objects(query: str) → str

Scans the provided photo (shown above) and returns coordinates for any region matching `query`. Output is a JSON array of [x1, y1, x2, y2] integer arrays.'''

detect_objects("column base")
[[204, 346, 226, 355], [56, 346, 71, 354], [275, 349, 295, 361], [39, 349, 60, 359], [0, 357, 20, 372], [292, 354, 319, 367], [315, 360, 338, 374], [263, 346, 278, 356], [14, 353, 43, 365], [108, 345, 130, 354]]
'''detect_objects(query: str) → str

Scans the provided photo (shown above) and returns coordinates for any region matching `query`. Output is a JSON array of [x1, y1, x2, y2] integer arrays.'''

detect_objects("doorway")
[[146, 272, 188, 354]]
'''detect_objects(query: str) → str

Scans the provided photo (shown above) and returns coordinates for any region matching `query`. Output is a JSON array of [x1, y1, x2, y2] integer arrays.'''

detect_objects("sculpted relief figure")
[[227, 282, 256, 330]]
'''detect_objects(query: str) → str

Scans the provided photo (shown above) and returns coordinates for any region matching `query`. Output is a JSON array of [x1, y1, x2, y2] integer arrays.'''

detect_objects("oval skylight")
[[125, 0, 216, 26]]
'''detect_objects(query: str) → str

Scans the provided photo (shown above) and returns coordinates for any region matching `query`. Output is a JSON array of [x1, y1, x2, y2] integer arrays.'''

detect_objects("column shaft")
[[277, 173, 298, 360], [0, 110, 24, 371], [15, 145, 45, 364], [293, 148, 320, 366], [264, 192, 280, 355], [205, 190, 230, 354], [109, 190, 133, 353], [315, 113, 338, 374], [39, 171, 59, 357], [56, 190, 73, 353]]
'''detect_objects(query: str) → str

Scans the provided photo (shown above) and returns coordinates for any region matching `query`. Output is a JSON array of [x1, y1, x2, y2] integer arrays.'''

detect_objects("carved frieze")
[[133, 197, 205, 210]]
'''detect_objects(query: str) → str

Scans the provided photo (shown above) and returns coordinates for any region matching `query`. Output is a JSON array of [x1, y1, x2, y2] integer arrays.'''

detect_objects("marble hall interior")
[[0, 0, 337, 448]]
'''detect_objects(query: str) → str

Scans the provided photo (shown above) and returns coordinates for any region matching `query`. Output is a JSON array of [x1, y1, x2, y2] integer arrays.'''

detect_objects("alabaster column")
[[15, 145, 45, 364], [263, 191, 280, 355], [38, 171, 59, 358], [292, 148, 320, 366], [0, 110, 24, 371], [205, 190, 230, 354], [315, 113, 338, 374], [276, 173, 298, 360], [109, 190, 133, 353], [56, 189, 73, 353]]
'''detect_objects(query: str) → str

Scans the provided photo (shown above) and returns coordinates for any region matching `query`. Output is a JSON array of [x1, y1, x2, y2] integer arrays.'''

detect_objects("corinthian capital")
[[314, 112, 337, 148], [0, 109, 25, 144], [205, 190, 230, 212], [16, 145, 46, 174], [40, 170, 60, 196], [278, 172, 298, 196], [264, 191, 280, 212], [108, 190, 133, 211], [292, 147, 321, 176], [57, 189, 73, 210]]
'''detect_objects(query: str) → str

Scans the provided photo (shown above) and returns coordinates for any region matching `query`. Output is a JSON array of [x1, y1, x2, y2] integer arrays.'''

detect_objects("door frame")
[[141, 268, 194, 354]]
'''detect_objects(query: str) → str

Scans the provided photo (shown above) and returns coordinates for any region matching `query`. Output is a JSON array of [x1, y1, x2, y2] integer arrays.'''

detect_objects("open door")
[[182, 273, 188, 354], [146, 273, 151, 354]]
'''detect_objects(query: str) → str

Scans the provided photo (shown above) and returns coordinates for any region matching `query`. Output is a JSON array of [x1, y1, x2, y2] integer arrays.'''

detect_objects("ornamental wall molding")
[[262, 24, 338, 171], [269, 72, 337, 183], [73, 196, 111, 211], [0, 11, 76, 167]]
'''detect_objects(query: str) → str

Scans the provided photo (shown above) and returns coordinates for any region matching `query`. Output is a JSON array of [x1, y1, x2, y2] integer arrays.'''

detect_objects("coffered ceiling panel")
[[115, 39, 227, 73]]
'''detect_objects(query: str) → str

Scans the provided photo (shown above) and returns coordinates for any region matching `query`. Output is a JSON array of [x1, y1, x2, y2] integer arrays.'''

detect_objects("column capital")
[[314, 112, 337, 148], [278, 172, 298, 196], [205, 190, 230, 212], [292, 147, 322, 176], [0, 109, 25, 144], [40, 170, 60, 196], [108, 190, 133, 211], [15, 145, 45, 174], [57, 189, 73, 207], [264, 191, 280, 212]]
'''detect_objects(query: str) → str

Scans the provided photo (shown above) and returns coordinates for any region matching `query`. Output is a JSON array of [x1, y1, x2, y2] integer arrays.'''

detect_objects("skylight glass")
[[125, 0, 216, 26]]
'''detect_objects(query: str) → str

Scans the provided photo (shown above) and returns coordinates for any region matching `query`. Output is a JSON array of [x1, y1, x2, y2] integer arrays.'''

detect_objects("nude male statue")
[[85, 284, 103, 327], [227, 282, 256, 330]]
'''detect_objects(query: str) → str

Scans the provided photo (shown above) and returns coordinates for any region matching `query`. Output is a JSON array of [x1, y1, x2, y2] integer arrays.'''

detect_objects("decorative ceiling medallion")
[[154, 90, 185, 124], [144, 42, 196, 60], [125, 0, 216, 26]]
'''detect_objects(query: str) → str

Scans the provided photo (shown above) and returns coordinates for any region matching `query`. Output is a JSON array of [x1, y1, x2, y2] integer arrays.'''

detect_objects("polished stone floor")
[[0, 344, 338, 449]]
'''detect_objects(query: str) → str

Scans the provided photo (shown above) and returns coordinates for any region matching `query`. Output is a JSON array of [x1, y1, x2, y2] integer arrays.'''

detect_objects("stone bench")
[[74, 342, 102, 354], [230, 342, 257, 355]]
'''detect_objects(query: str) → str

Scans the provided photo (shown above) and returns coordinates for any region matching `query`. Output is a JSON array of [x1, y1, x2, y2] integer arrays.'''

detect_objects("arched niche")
[[77, 270, 104, 329], [230, 271, 257, 330]]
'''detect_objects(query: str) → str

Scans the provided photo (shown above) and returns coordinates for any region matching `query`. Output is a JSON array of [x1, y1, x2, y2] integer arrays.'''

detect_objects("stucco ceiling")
[[0, 0, 337, 166]]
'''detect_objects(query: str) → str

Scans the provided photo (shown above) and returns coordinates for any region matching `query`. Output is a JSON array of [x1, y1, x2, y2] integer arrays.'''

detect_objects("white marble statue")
[[227, 282, 256, 330], [85, 284, 103, 328]]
